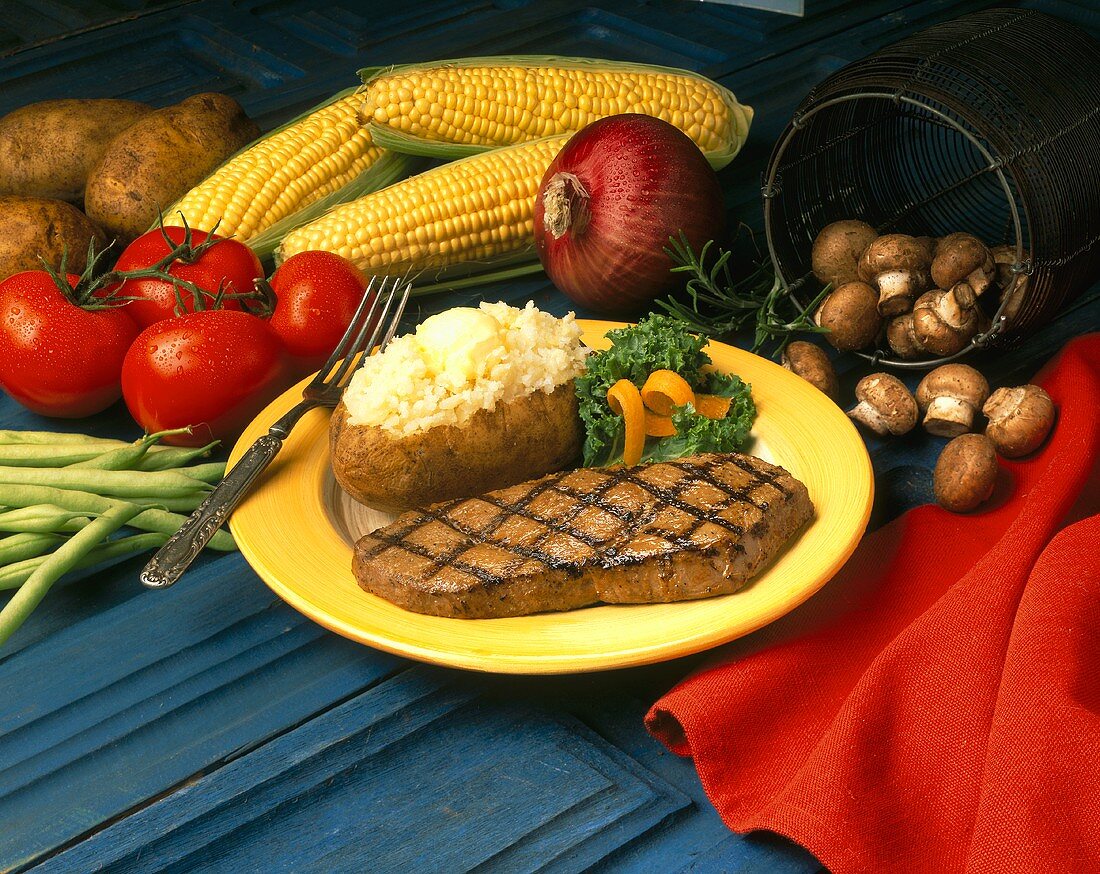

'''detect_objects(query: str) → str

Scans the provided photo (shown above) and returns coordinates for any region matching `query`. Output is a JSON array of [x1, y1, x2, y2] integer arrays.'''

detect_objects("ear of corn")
[[277, 135, 568, 292], [358, 55, 752, 169], [164, 87, 420, 260]]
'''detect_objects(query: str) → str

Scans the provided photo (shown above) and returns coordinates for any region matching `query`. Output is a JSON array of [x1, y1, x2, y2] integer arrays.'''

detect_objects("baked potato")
[[331, 381, 583, 511], [0, 196, 105, 282], [84, 93, 259, 244], [0, 98, 153, 204]]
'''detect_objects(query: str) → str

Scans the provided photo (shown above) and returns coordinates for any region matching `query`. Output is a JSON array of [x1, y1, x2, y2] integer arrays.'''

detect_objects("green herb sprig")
[[658, 233, 829, 357]]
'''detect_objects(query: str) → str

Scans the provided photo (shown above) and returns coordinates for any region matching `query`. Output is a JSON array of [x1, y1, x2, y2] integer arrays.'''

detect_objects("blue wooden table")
[[1, 1, 1097, 871]]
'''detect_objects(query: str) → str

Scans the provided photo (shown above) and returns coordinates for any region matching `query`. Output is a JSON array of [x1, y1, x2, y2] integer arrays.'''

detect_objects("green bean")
[[136, 442, 219, 472], [175, 462, 227, 484], [0, 485, 235, 551], [0, 466, 211, 499], [67, 440, 153, 471], [0, 532, 64, 565], [0, 503, 142, 645], [0, 506, 92, 534], [68, 429, 208, 472], [0, 445, 114, 467], [127, 494, 210, 513], [0, 430, 130, 447], [0, 532, 168, 591]]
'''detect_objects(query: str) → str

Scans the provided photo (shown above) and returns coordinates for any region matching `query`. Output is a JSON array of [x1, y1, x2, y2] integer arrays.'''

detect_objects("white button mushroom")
[[857, 234, 933, 317], [934, 433, 999, 512], [781, 340, 839, 401], [811, 220, 879, 287], [982, 384, 1056, 457], [847, 373, 919, 436], [915, 364, 990, 437]]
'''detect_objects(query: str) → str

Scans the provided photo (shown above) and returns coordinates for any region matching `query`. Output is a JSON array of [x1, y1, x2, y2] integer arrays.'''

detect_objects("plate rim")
[[229, 320, 873, 674]]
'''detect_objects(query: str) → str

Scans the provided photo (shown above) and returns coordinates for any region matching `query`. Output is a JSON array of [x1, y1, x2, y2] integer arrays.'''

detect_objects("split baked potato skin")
[[330, 380, 582, 511]]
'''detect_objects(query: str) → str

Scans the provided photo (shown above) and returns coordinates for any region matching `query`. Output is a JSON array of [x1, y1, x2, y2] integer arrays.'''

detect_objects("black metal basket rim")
[[763, 89, 1027, 370]]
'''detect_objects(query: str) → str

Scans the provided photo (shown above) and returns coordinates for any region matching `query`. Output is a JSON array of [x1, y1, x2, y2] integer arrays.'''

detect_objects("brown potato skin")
[[84, 93, 260, 244], [331, 381, 583, 511], [0, 196, 106, 282], [0, 99, 153, 204]]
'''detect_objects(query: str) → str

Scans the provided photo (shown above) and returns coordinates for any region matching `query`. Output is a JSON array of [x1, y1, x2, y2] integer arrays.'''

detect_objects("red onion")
[[533, 114, 725, 316]]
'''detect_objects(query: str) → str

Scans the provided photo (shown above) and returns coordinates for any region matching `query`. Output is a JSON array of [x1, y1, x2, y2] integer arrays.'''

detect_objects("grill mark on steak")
[[354, 452, 814, 617]]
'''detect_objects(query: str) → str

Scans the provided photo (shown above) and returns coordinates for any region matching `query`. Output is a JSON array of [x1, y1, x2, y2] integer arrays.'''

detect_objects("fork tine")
[[311, 275, 383, 387], [377, 279, 413, 350], [329, 275, 410, 390], [324, 276, 398, 389]]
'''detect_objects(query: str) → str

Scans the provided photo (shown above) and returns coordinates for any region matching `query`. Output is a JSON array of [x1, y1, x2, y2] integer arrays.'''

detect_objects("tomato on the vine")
[[121, 310, 290, 446], [0, 271, 139, 417], [112, 227, 263, 327], [267, 251, 373, 375]]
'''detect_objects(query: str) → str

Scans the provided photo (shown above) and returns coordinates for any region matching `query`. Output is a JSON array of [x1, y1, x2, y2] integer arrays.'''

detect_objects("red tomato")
[[268, 251, 372, 375], [121, 310, 290, 446], [0, 271, 139, 417], [111, 227, 263, 327]]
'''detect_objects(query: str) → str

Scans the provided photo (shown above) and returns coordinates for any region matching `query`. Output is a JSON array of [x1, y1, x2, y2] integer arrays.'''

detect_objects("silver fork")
[[140, 274, 413, 589]]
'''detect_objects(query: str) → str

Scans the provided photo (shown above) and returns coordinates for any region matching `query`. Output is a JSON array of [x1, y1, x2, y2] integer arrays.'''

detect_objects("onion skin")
[[533, 114, 725, 316]]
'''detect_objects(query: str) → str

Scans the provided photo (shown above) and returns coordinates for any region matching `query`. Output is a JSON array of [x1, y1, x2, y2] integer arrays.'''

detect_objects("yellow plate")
[[228, 320, 873, 674]]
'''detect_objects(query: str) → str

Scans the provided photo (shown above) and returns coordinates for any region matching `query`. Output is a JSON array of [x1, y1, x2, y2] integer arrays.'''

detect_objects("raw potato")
[[0, 99, 153, 204], [0, 196, 106, 282], [330, 381, 583, 511], [84, 93, 260, 244]]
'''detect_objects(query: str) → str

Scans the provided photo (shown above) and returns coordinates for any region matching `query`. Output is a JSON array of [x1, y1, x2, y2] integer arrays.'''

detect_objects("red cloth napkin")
[[646, 334, 1100, 874]]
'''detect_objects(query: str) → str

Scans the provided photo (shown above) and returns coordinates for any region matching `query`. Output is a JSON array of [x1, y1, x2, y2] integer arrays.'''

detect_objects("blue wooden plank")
[[0, 553, 404, 870], [33, 668, 691, 873], [0, 1, 185, 58]]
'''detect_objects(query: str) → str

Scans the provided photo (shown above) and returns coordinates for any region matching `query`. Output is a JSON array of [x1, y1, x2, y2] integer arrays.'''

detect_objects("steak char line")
[[353, 452, 814, 618]]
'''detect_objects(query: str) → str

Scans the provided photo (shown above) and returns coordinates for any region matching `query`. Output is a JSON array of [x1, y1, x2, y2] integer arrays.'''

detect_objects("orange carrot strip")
[[607, 379, 646, 466], [640, 370, 695, 416], [644, 410, 677, 438], [695, 393, 733, 419]]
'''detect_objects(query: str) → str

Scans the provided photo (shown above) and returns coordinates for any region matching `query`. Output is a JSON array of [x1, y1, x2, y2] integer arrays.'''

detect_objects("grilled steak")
[[353, 452, 813, 618]]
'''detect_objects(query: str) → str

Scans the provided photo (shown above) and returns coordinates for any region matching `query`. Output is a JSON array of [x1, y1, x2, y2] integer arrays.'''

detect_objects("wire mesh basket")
[[762, 7, 1100, 368]]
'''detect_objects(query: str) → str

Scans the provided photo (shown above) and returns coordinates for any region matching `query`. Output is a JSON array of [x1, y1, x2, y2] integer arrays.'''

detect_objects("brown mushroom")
[[782, 341, 839, 401], [912, 283, 980, 357], [1000, 276, 1029, 326], [934, 433, 999, 512], [847, 373, 918, 436], [857, 233, 932, 316], [915, 236, 938, 260], [812, 220, 878, 287], [885, 309, 927, 360], [915, 364, 990, 437], [990, 244, 1015, 288], [982, 384, 1056, 457], [990, 244, 1029, 325], [931, 232, 994, 296], [816, 281, 882, 351]]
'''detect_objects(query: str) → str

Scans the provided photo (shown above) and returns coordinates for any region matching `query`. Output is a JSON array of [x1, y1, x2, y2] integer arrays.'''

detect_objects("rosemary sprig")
[[658, 233, 830, 357]]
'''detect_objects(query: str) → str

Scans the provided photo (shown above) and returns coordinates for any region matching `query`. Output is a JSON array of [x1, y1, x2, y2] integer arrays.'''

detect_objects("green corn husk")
[[358, 55, 753, 170], [162, 86, 423, 262], [275, 134, 569, 292]]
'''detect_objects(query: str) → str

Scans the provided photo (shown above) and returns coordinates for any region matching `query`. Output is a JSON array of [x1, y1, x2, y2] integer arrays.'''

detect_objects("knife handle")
[[139, 433, 283, 588]]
